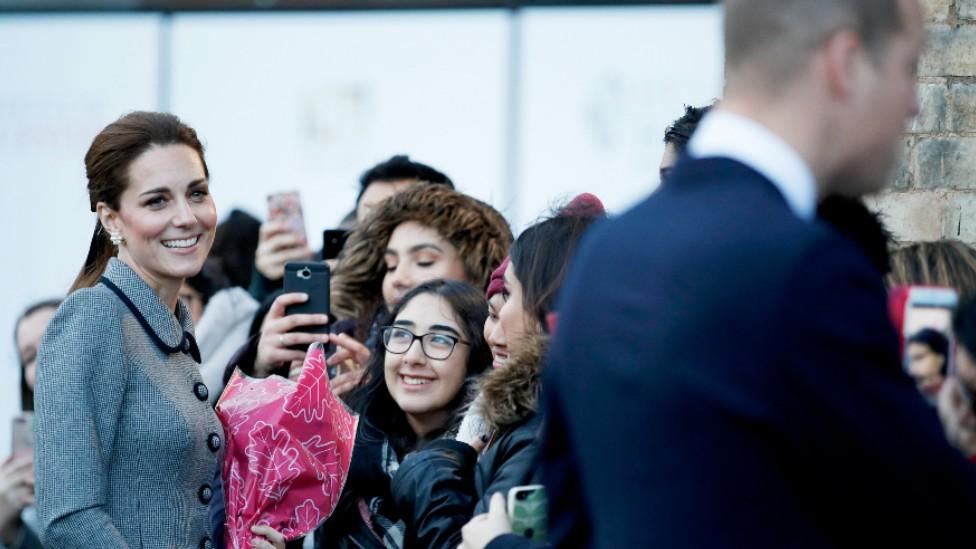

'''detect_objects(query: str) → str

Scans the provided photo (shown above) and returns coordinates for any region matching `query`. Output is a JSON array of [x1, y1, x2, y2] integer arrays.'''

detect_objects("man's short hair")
[[724, 0, 904, 89], [664, 105, 712, 152], [356, 155, 453, 206]]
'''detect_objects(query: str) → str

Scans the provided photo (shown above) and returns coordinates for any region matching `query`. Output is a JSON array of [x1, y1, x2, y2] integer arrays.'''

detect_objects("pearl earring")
[[110, 232, 125, 246]]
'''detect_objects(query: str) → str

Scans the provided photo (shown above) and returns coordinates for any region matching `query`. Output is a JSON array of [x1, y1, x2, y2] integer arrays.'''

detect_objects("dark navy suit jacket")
[[542, 158, 976, 547]]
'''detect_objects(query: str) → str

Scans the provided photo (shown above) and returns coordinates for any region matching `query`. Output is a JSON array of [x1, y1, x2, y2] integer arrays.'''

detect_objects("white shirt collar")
[[687, 110, 818, 221]]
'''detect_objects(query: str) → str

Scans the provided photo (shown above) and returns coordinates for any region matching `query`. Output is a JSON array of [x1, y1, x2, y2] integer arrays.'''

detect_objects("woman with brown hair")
[[34, 112, 226, 548]]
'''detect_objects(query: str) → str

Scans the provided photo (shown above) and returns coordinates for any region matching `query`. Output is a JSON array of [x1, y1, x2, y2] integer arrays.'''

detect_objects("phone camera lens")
[[298, 267, 312, 280]]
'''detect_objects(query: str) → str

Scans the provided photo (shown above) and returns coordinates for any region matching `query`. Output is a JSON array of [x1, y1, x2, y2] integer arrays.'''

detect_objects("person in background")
[[939, 297, 976, 461], [483, 259, 509, 360], [392, 195, 606, 549], [543, 0, 976, 546], [1, 300, 62, 549], [211, 209, 261, 290], [14, 300, 60, 413], [889, 240, 976, 300], [249, 155, 454, 302], [659, 104, 712, 183], [906, 328, 950, 397], [34, 111, 225, 548]]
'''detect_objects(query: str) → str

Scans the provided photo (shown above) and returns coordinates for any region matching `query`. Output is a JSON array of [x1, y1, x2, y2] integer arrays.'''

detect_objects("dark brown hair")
[[510, 204, 605, 331], [71, 111, 209, 292]]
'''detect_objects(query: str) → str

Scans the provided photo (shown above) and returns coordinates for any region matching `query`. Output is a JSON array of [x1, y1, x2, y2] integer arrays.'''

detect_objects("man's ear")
[[823, 29, 865, 101], [96, 202, 121, 236]]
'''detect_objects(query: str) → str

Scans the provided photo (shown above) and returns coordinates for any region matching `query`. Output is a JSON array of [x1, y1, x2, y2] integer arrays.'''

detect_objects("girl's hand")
[[250, 524, 286, 549], [255, 293, 330, 377], [326, 333, 372, 370], [255, 220, 314, 281], [459, 493, 512, 549]]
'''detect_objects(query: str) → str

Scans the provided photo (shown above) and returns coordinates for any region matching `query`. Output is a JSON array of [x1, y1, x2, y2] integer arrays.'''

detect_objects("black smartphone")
[[283, 261, 331, 337], [322, 229, 351, 261]]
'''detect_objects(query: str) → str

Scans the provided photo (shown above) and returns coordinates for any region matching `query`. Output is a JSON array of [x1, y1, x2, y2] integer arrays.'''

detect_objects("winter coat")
[[391, 336, 548, 548]]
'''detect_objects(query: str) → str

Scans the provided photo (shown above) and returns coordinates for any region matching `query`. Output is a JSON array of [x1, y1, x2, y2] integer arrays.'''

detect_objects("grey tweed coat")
[[35, 259, 223, 549]]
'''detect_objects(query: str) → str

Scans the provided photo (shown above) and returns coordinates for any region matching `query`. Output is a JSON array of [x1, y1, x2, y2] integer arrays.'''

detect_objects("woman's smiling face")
[[384, 292, 470, 436], [100, 143, 216, 293]]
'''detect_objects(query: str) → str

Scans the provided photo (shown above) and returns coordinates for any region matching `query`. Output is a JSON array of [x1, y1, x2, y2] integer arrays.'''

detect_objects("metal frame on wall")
[[1, 0, 715, 14]]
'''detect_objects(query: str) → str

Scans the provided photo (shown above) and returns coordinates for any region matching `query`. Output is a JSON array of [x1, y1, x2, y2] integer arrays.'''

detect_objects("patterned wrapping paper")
[[216, 342, 358, 548]]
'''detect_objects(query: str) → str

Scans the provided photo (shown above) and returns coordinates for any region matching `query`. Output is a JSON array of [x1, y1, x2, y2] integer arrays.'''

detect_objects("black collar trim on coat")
[[99, 272, 201, 364]]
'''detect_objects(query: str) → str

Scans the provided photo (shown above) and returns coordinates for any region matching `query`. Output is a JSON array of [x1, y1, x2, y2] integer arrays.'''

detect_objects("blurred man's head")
[[723, 0, 923, 197], [660, 105, 711, 182], [356, 155, 454, 222]]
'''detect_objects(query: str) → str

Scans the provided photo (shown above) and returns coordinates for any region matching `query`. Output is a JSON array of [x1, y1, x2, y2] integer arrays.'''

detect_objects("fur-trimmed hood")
[[476, 334, 548, 432]]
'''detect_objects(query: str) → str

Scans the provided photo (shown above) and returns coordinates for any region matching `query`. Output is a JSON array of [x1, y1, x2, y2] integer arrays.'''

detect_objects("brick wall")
[[868, 0, 976, 243]]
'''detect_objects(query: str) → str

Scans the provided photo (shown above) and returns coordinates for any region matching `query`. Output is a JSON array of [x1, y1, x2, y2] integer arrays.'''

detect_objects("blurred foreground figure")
[[543, 1, 976, 547]]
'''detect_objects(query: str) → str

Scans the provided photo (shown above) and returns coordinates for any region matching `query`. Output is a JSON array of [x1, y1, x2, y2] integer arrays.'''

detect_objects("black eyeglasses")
[[382, 326, 469, 360]]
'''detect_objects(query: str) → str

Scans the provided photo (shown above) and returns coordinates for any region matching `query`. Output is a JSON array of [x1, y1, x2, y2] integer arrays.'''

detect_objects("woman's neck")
[[117, 253, 182, 312], [406, 409, 451, 440]]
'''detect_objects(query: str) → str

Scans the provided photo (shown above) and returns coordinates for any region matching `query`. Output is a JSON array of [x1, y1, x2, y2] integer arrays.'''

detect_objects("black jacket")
[[391, 337, 548, 548]]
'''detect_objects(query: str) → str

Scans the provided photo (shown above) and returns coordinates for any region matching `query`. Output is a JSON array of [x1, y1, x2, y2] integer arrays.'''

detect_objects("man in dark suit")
[[542, 0, 976, 547]]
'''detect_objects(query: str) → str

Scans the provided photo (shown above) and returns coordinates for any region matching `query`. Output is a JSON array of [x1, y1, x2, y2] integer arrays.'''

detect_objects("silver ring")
[[278, 334, 285, 346]]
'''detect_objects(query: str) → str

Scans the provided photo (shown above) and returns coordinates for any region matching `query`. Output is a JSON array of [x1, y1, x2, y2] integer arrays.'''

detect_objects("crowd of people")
[[8, 0, 976, 547]]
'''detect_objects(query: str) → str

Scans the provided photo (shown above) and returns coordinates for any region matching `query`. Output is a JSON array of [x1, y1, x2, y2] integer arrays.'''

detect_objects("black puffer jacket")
[[391, 336, 548, 548]]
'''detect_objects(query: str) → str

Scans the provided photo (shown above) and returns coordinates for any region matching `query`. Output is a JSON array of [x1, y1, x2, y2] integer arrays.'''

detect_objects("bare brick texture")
[[923, 0, 951, 22], [948, 82, 976, 132], [919, 25, 976, 77], [917, 138, 976, 190]]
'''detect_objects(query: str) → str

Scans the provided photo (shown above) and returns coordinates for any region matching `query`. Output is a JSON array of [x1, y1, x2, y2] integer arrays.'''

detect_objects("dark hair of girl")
[[71, 111, 209, 292], [345, 279, 490, 456], [15, 299, 62, 412], [509, 207, 605, 332]]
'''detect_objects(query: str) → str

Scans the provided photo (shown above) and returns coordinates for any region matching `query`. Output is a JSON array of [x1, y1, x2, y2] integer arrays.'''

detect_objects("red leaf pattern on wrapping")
[[283, 349, 328, 422], [244, 421, 301, 503], [291, 499, 322, 534]]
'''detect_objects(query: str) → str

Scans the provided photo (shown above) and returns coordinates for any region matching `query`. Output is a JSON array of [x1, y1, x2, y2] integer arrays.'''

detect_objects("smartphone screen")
[[11, 413, 34, 457], [901, 287, 957, 398], [268, 191, 307, 243]]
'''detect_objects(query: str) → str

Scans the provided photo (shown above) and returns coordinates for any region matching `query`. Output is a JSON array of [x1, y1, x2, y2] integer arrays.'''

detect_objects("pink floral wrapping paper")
[[216, 342, 358, 548]]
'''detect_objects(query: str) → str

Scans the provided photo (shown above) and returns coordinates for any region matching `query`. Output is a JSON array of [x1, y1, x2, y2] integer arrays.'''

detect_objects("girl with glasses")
[[254, 279, 491, 549]]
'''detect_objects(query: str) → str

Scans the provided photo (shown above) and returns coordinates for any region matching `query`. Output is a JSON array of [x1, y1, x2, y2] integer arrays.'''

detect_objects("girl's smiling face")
[[384, 292, 470, 436]]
